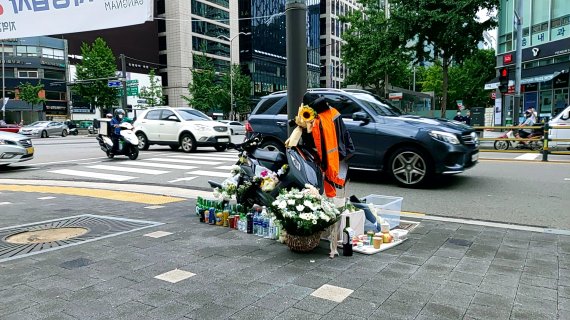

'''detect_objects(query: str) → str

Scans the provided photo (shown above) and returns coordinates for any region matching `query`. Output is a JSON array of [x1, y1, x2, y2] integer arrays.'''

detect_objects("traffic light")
[[499, 67, 509, 94]]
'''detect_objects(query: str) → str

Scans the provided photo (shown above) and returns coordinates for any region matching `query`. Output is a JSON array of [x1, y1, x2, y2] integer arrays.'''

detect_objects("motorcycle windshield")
[[286, 148, 323, 190]]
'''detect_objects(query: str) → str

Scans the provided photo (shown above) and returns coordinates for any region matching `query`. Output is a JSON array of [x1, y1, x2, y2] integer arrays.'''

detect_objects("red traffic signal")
[[500, 68, 508, 77], [499, 67, 509, 87]]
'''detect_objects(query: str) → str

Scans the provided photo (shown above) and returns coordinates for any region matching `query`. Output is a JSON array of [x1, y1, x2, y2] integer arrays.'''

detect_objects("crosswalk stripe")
[[127, 162, 197, 170], [215, 165, 235, 170], [146, 158, 222, 165], [514, 153, 541, 160], [168, 154, 237, 161], [186, 170, 231, 178], [0, 202, 11, 206], [86, 165, 170, 175], [50, 169, 136, 181]]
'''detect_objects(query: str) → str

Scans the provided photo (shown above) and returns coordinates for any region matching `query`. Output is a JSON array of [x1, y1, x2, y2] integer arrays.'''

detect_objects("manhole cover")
[[5, 227, 89, 244], [0, 214, 163, 263]]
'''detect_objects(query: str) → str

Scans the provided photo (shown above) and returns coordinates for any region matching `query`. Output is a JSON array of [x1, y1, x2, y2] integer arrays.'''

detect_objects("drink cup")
[[373, 237, 382, 249]]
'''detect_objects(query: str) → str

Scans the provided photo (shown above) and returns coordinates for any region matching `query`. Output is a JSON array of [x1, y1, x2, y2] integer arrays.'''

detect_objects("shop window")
[[42, 48, 64, 60], [44, 70, 65, 80], [18, 70, 38, 78], [0, 45, 13, 55], [16, 46, 39, 57]]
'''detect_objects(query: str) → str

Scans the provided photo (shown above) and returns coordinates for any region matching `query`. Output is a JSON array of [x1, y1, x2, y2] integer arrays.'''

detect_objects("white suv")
[[133, 107, 231, 152]]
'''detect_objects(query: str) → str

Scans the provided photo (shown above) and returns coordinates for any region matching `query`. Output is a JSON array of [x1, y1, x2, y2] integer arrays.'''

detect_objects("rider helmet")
[[114, 109, 126, 120]]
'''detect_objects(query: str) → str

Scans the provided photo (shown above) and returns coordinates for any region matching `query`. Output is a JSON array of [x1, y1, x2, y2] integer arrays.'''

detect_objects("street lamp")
[[217, 32, 251, 121]]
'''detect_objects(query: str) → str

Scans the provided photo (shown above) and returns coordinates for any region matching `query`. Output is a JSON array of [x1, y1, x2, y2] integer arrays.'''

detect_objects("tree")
[[182, 53, 221, 113], [74, 37, 118, 114], [390, 0, 499, 117], [139, 69, 164, 108], [18, 81, 46, 107], [450, 49, 496, 108], [219, 65, 253, 117], [340, 0, 410, 95]]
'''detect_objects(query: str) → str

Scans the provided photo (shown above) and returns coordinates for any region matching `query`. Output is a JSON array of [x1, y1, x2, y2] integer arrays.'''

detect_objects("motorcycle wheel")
[[128, 147, 139, 160], [494, 140, 509, 150], [106, 152, 114, 159], [72, 130, 78, 136], [530, 141, 543, 151]]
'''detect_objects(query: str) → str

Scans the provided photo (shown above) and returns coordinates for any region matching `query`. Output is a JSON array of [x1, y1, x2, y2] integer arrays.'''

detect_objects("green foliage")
[[184, 53, 252, 118], [138, 69, 164, 108], [390, 0, 499, 116], [18, 81, 46, 106], [182, 53, 221, 113], [340, 0, 411, 95], [74, 38, 118, 113]]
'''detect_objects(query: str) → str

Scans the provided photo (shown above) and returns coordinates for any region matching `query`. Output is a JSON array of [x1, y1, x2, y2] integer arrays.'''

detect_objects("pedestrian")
[[453, 111, 464, 122], [19, 119, 24, 126], [464, 110, 471, 125]]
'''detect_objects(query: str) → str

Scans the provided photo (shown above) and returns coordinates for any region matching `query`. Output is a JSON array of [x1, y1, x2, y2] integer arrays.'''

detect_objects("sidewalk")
[[0, 190, 567, 320]]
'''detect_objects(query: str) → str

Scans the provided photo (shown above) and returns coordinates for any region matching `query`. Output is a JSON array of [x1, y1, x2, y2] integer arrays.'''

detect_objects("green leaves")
[[138, 69, 164, 108], [18, 81, 46, 106], [74, 38, 118, 113]]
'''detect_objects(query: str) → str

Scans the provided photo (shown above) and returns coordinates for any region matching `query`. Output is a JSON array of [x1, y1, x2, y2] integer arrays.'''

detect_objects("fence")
[[473, 120, 570, 161]]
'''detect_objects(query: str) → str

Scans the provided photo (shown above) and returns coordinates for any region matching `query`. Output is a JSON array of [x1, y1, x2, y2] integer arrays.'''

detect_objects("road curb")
[[480, 157, 570, 164]]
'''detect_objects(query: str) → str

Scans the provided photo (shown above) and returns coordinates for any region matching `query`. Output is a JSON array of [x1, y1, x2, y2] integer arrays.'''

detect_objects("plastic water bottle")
[[263, 217, 269, 238], [267, 218, 274, 239], [253, 211, 260, 236]]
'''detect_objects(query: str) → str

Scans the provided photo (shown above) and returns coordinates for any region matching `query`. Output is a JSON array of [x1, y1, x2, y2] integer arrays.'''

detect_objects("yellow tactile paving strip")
[[0, 185, 185, 205]]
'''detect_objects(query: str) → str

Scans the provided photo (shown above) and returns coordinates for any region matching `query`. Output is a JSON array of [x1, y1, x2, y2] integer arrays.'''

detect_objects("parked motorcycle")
[[208, 134, 323, 208], [96, 122, 140, 160], [494, 128, 543, 151]]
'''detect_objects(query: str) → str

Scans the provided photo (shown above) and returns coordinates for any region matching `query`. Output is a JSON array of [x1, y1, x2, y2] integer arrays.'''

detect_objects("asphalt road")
[[2, 135, 569, 229]]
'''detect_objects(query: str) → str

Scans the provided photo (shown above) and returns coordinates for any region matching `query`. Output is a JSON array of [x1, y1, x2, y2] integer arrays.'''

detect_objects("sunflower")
[[299, 104, 316, 122]]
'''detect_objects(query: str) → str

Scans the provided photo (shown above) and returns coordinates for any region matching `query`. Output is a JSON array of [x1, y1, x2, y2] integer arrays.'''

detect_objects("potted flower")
[[270, 185, 340, 252]]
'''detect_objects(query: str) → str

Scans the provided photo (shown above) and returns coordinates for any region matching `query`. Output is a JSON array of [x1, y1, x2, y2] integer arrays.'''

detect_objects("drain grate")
[[0, 214, 163, 263]]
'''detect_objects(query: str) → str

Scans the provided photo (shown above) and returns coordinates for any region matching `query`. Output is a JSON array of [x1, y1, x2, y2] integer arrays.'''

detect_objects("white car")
[[549, 106, 570, 149], [0, 131, 34, 166], [218, 120, 246, 135], [133, 107, 231, 152]]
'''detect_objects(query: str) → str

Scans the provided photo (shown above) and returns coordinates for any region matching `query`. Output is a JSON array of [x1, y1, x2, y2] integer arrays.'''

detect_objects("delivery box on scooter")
[[93, 119, 112, 136]]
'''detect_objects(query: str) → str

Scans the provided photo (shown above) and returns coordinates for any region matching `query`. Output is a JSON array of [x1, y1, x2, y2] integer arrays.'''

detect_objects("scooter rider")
[[110, 109, 126, 153], [517, 110, 535, 146]]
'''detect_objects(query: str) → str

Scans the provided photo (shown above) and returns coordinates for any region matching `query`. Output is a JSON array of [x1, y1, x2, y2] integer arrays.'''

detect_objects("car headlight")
[[429, 130, 460, 145], [194, 124, 210, 131], [32, 129, 39, 133]]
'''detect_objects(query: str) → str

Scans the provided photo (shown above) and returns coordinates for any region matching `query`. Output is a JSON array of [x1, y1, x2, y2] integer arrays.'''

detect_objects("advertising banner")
[[0, 0, 153, 39]]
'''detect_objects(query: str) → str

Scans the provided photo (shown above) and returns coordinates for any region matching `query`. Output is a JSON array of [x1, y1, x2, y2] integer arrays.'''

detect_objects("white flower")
[[312, 220, 317, 224], [303, 200, 312, 207], [296, 204, 305, 212], [287, 199, 296, 205], [294, 193, 303, 199], [278, 201, 287, 209]]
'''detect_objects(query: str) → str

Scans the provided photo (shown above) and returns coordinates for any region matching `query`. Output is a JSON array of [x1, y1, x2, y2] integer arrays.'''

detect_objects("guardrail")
[[473, 120, 570, 161]]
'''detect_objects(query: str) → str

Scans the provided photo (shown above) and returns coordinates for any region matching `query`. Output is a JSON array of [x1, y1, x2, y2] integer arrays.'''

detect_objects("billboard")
[[0, 0, 153, 38]]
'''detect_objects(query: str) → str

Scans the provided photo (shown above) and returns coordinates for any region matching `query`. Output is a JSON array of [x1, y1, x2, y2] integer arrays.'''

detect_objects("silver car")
[[0, 131, 34, 166], [18, 121, 69, 138], [218, 120, 246, 135]]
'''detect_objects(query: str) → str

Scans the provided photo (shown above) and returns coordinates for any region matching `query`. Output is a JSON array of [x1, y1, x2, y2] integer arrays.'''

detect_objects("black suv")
[[247, 89, 479, 187]]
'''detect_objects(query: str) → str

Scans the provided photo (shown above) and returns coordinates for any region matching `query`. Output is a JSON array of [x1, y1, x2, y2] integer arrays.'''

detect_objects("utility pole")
[[120, 54, 128, 111], [1, 41, 5, 120], [286, 0, 308, 136], [383, 0, 390, 98], [513, 0, 523, 124]]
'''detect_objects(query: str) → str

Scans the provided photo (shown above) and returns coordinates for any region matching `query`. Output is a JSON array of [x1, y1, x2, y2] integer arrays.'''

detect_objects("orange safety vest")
[[312, 108, 345, 197]]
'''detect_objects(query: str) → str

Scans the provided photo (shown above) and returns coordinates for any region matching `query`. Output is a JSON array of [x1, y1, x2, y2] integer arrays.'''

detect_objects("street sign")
[[108, 81, 121, 88], [116, 87, 139, 97], [388, 92, 403, 100], [127, 80, 139, 87]]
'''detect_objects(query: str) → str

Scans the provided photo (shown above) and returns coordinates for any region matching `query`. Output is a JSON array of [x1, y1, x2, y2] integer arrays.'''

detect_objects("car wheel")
[[136, 133, 150, 150], [260, 140, 285, 153], [128, 146, 139, 160], [41, 130, 48, 138], [62, 130, 68, 137], [180, 133, 196, 153], [169, 144, 180, 150], [389, 147, 432, 187], [493, 140, 509, 150], [214, 145, 227, 152]]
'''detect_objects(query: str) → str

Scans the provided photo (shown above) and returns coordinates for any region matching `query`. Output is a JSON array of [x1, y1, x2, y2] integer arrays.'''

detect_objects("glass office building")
[[238, 0, 321, 102], [491, 0, 570, 122]]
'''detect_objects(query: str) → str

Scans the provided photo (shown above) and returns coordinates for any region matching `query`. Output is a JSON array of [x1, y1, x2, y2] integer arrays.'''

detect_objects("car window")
[[254, 97, 285, 115], [30, 121, 47, 126], [145, 110, 161, 120], [160, 110, 176, 120], [178, 109, 210, 121], [321, 94, 365, 119], [352, 93, 403, 116], [231, 122, 241, 126]]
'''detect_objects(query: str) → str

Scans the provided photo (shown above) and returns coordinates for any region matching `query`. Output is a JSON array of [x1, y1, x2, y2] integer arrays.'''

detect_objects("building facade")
[[1, 37, 68, 123], [237, 0, 321, 104], [319, 0, 360, 88], [491, 0, 570, 124]]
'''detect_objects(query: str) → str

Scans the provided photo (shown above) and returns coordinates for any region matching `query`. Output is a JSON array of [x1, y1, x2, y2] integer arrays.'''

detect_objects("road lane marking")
[[215, 166, 235, 170], [37, 197, 56, 200], [127, 162, 197, 170], [49, 169, 136, 181], [168, 177, 198, 183], [565, 178, 570, 181], [514, 153, 541, 160], [0, 185, 185, 205], [0, 202, 11, 205], [168, 154, 238, 161], [145, 158, 222, 165], [186, 170, 231, 178], [86, 165, 170, 175], [28, 157, 108, 166]]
